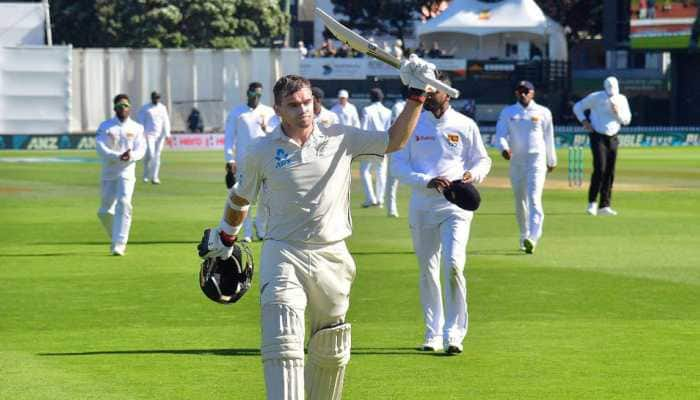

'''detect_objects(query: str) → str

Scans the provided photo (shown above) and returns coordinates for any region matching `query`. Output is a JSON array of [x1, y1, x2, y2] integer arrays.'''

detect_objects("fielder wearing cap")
[[331, 89, 360, 129], [493, 80, 556, 254], [310, 86, 339, 128], [198, 54, 437, 399], [391, 71, 492, 355], [95, 93, 146, 256], [573, 76, 631, 216], [136, 90, 171, 184]]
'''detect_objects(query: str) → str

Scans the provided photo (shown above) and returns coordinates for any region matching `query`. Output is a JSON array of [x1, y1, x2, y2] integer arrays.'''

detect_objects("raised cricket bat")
[[314, 8, 460, 98]]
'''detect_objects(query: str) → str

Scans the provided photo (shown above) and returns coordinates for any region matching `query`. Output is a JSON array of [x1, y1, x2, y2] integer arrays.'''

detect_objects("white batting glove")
[[197, 228, 235, 260], [400, 54, 437, 92]]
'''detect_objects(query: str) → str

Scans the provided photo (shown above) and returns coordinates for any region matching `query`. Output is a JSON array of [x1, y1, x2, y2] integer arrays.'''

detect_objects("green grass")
[[630, 35, 691, 49], [1, 147, 699, 399]]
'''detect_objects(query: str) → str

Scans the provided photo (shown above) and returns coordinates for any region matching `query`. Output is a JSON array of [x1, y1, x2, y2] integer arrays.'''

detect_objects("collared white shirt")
[[391, 100, 406, 124], [361, 102, 392, 132], [494, 101, 557, 167], [573, 91, 631, 136], [391, 107, 492, 210], [233, 123, 388, 244], [331, 102, 361, 128], [136, 102, 171, 137], [96, 117, 146, 180], [315, 106, 340, 128], [233, 104, 278, 163], [224, 104, 250, 163]]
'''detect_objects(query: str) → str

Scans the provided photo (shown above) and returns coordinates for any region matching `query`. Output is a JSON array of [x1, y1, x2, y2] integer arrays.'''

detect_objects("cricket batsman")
[[198, 54, 437, 399]]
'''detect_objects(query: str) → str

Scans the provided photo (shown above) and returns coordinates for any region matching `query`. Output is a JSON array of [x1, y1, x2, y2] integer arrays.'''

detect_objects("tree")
[[329, 1, 447, 43], [46, 0, 289, 49], [534, 0, 604, 45]]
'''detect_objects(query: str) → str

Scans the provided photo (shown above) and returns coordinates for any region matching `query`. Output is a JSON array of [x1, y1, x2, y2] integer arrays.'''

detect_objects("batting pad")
[[305, 323, 351, 400], [261, 303, 305, 400]]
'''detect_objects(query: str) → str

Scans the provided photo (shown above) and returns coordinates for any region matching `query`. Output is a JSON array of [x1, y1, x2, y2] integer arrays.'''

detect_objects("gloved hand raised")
[[197, 228, 236, 259], [399, 54, 437, 92]]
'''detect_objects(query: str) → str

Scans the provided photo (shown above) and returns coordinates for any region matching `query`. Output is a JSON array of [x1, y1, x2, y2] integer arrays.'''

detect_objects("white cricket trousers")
[[409, 204, 473, 347], [259, 239, 356, 400], [142, 134, 166, 181], [509, 152, 547, 244], [360, 156, 387, 205], [385, 154, 399, 216], [97, 177, 135, 247]]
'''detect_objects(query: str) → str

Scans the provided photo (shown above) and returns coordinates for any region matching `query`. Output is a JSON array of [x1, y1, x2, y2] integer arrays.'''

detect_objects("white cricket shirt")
[[233, 123, 388, 244], [494, 101, 557, 167], [96, 117, 146, 180], [391, 107, 492, 210], [361, 102, 392, 132], [331, 102, 361, 128], [233, 104, 278, 163], [136, 102, 171, 137], [315, 106, 340, 128], [573, 86, 631, 136], [224, 104, 250, 163]]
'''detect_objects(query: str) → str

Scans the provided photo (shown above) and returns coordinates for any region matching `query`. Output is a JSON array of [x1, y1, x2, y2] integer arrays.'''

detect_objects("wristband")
[[407, 88, 426, 104], [219, 219, 242, 236], [227, 197, 250, 212]]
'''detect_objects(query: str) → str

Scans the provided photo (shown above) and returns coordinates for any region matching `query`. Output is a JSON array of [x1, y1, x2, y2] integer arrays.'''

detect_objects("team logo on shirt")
[[531, 115, 540, 123], [274, 148, 293, 168], [126, 131, 136, 139], [446, 133, 460, 147], [415, 135, 435, 142]]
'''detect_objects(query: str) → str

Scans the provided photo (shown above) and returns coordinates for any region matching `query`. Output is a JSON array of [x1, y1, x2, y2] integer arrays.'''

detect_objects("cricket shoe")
[[152, 178, 161, 185], [421, 337, 443, 352], [111, 243, 126, 256], [241, 237, 252, 243], [388, 211, 399, 218], [523, 238, 536, 254], [361, 201, 379, 208], [586, 202, 598, 216], [597, 207, 618, 216], [445, 341, 463, 355], [143, 178, 150, 183]]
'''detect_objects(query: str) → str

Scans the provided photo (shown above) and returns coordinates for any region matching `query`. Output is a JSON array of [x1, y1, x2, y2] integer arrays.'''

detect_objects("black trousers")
[[588, 132, 619, 208]]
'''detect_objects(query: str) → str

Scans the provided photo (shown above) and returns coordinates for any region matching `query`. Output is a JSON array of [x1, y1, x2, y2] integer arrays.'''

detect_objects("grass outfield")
[[1, 147, 699, 399], [630, 35, 691, 49]]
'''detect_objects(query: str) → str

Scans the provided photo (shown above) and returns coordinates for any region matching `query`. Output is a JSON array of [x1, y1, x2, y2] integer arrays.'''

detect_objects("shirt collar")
[[425, 105, 453, 124], [517, 100, 537, 111]]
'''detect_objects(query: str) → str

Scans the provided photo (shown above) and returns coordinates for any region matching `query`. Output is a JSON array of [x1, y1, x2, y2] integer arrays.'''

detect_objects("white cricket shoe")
[[111, 243, 126, 256], [523, 238, 536, 254], [421, 337, 443, 352], [143, 178, 150, 183], [586, 202, 598, 216], [598, 207, 618, 216], [241, 237, 252, 243], [152, 178, 161, 185]]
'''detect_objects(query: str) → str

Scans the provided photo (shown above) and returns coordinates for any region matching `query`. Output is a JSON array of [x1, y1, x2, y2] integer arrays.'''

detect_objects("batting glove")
[[400, 54, 437, 92], [197, 228, 235, 260]]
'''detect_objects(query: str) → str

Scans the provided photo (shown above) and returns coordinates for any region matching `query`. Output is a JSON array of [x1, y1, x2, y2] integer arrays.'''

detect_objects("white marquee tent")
[[416, 0, 567, 61]]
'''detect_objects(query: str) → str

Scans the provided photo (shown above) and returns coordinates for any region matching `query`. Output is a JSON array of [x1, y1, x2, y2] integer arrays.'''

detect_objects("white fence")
[[0, 46, 300, 135], [72, 48, 300, 133], [0, 46, 71, 134]]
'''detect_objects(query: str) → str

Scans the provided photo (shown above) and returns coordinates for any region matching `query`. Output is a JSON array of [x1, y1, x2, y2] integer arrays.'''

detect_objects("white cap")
[[338, 89, 349, 98]]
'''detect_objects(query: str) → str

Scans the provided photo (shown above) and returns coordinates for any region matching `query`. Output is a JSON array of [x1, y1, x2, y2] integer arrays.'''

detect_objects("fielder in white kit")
[[96, 94, 146, 256], [392, 72, 492, 354], [359, 88, 392, 208], [386, 91, 407, 217], [199, 54, 434, 399], [330, 89, 360, 129], [494, 80, 556, 254], [226, 82, 279, 241], [311, 86, 339, 128], [136, 91, 171, 184]]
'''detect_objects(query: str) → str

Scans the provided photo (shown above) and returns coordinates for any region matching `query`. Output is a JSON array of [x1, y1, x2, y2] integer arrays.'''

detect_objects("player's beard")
[[424, 96, 447, 115]]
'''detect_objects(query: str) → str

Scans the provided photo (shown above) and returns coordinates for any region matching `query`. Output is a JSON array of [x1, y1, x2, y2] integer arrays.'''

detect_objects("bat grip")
[[423, 76, 460, 98]]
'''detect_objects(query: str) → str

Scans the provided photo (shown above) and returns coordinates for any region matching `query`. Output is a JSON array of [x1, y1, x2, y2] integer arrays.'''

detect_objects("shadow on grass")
[[30, 240, 195, 246], [38, 348, 260, 357], [351, 251, 416, 256], [0, 252, 102, 257], [38, 347, 442, 357]]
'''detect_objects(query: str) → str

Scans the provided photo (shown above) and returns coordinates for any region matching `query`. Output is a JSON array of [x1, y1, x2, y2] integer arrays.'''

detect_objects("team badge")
[[447, 133, 460, 147], [531, 115, 540, 123], [126, 131, 136, 139], [274, 148, 293, 168]]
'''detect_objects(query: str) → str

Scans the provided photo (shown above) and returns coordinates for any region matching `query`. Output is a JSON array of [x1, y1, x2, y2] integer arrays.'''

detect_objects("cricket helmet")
[[199, 242, 254, 304]]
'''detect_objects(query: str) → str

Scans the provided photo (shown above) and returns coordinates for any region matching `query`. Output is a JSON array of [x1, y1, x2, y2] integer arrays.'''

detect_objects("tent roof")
[[417, 0, 553, 37]]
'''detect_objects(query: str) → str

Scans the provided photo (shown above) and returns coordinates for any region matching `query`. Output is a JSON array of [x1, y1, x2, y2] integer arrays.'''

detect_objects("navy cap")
[[515, 80, 535, 91], [443, 180, 481, 211]]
